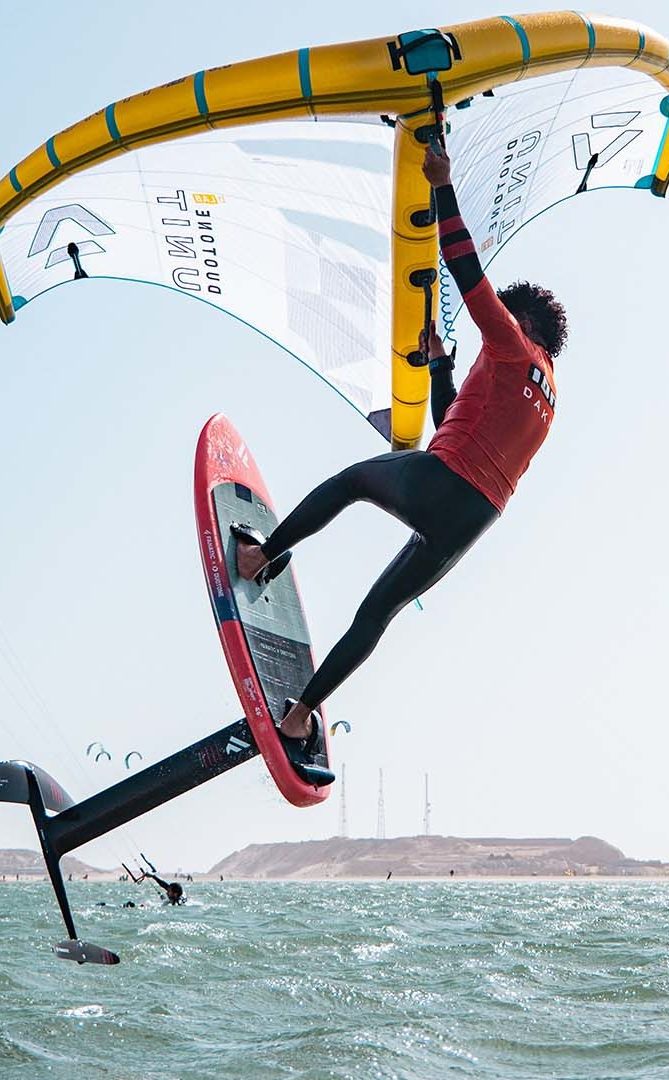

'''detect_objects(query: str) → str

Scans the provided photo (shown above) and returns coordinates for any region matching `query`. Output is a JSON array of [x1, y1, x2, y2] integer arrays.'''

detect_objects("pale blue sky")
[[0, 0, 668, 873]]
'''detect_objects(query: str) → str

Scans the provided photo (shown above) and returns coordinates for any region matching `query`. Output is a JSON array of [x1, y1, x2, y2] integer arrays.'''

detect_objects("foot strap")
[[279, 700, 335, 787], [230, 522, 292, 585]]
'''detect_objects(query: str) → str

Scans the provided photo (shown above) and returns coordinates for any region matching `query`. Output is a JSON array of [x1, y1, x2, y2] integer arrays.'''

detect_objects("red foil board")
[[194, 413, 331, 808]]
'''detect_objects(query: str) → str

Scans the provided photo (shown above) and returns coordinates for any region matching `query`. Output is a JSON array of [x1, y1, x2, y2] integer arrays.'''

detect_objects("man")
[[145, 873, 185, 905], [236, 142, 566, 756]]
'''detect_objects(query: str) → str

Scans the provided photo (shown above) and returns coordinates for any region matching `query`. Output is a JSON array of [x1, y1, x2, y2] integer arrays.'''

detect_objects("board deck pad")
[[212, 482, 314, 724]]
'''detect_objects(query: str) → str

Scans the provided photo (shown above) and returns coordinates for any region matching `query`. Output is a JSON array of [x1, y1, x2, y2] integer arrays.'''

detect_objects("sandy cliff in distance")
[[0, 849, 108, 877], [209, 835, 669, 879], [2, 835, 667, 881]]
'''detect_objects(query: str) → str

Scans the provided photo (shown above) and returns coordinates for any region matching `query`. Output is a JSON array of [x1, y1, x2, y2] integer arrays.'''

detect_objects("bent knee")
[[352, 601, 394, 641]]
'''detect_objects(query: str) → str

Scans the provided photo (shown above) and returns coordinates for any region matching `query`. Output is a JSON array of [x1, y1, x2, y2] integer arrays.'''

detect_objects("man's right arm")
[[421, 320, 456, 428]]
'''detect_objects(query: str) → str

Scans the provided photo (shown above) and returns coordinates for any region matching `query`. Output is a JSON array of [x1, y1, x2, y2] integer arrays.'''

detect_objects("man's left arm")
[[430, 355, 457, 428]]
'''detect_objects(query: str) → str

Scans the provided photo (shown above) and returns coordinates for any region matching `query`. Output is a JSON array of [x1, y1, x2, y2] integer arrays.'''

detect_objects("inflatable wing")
[[0, 12, 667, 449]]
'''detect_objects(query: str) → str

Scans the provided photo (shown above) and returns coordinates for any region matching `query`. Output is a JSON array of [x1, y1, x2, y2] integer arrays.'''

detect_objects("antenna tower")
[[423, 773, 431, 836], [376, 768, 386, 839], [338, 763, 348, 838]]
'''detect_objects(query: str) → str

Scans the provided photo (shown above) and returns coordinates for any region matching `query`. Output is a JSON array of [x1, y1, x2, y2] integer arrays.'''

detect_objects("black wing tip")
[[54, 939, 120, 965]]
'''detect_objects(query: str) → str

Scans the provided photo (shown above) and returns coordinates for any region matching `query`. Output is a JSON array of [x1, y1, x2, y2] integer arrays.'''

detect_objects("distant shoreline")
[[2, 874, 669, 884], [3, 835, 666, 882]]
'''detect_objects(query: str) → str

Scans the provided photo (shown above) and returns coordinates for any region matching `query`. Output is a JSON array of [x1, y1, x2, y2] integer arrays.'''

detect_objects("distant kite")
[[330, 720, 351, 737]]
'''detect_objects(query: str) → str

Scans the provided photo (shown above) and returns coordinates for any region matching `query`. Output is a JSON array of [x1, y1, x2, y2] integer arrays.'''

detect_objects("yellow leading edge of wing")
[[0, 257, 14, 324], [0, 12, 667, 449]]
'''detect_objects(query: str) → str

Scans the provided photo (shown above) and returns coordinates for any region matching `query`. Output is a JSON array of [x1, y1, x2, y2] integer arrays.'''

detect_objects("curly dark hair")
[[497, 281, 568, 359]]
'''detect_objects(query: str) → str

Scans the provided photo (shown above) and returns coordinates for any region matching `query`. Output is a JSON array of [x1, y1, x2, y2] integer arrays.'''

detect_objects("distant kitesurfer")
[[145, 873, 185, 905], [236, 140, 566, 753]]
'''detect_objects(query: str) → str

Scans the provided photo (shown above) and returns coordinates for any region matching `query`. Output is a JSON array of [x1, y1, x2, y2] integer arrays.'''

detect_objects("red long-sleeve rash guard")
[[427, 185, 557, 513]]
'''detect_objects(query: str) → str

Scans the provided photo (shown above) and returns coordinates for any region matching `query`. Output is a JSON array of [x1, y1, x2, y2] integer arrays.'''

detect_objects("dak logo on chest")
[[523, 363, 555, 423]]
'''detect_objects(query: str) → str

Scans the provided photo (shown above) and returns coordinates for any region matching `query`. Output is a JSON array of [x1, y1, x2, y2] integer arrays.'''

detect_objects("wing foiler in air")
[[2, 10, 669, 963]]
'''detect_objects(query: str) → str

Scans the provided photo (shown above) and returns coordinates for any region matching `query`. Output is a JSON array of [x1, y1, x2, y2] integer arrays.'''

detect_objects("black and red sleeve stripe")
[[435, 184, 484, 297]]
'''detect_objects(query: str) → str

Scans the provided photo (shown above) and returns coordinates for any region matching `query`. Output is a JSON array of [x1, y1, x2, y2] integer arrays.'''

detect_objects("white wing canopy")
[[439, 66, 667, 333], [0, 121, 394, 419], [0, 66, 666, 428]]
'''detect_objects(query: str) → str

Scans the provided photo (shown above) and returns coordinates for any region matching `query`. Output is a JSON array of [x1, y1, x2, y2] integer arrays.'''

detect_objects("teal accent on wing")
[[573, 11, 596, 51], [46, 138, 61, 169], [105, 104, 121, 141], [298, 48, 312, 99], [635, 175, 654, 188], [9, 168, 21, 193], [652, 129, 669, 174], [639, 30, 646, 53], [500, 16, 531, 63], [12, 295, 27, 310], [194, 71, 208, 116], [661, 96, 669, 119]]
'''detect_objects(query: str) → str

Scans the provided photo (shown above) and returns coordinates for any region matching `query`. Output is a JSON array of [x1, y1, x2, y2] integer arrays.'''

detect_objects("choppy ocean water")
[[1, 880, 669, 1079]]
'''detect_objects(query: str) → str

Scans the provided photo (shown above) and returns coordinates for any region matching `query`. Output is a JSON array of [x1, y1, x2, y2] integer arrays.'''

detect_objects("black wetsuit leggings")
[[261, 451, 499, 710]]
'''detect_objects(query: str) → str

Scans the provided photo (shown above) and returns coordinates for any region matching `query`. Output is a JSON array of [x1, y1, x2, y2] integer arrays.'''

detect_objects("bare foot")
[[236, 540, 269, 581], [280, 701, 313, 740]]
